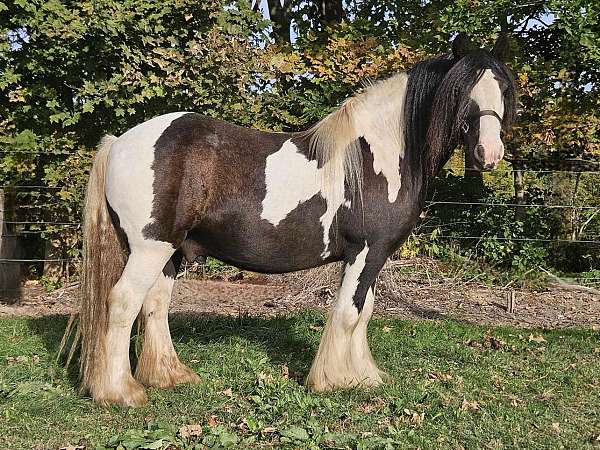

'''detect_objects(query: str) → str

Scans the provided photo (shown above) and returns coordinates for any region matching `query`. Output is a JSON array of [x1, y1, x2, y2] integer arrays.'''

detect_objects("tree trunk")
[[319, 0, 344, 27], [0, 189, 22, 303], [266, 0, 293, 44]]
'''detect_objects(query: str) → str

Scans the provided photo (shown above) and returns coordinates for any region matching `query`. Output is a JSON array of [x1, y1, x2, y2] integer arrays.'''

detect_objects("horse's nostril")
[[484, 162, 496, 170]]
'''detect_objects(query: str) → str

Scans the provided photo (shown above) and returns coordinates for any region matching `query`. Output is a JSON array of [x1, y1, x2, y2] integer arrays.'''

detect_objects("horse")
[[69, 33, 517, 406]]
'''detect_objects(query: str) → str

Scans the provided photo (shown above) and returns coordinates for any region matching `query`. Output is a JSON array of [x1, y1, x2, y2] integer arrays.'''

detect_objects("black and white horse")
[[73, 33, 516, 406]]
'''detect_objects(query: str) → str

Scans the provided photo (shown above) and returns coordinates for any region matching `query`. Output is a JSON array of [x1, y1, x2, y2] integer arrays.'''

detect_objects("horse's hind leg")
[[135, 251, 200, 388], [93, 240, 174, 406]]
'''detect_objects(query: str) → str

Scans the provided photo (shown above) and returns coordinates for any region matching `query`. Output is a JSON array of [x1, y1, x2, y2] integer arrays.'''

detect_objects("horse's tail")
[[62, 135, 125, 393]]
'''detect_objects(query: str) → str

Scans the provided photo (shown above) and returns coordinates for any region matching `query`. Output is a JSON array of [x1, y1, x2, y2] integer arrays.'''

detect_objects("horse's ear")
[[491, 32, 510, 61], [452, 32, 472, 59]]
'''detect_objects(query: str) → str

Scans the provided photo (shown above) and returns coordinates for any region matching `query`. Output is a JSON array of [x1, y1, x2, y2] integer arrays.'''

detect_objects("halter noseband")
[[461, 109, 503, 134]]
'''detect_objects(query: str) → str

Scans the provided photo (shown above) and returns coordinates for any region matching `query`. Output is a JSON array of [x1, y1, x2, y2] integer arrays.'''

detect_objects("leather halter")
[[461, 109, 503, 134]]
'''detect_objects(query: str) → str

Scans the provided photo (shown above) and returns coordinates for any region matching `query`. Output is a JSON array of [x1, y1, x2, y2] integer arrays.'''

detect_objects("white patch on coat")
[[356, 73, 408, 203], [469, 69, 505, 166], [261, 140, 345, 258], [334, 243, 370, 326], [106, 112, 188, 244]]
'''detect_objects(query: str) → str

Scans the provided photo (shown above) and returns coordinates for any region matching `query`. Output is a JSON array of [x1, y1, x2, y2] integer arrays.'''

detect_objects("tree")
[[0, 0, 270, 275]]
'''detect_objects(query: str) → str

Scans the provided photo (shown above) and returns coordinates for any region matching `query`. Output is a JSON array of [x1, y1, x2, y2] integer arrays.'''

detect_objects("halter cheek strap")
[[461, 109, 503, 134]]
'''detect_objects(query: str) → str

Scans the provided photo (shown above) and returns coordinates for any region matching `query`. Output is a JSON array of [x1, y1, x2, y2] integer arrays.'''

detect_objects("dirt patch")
[[1, 259, 599, 329]]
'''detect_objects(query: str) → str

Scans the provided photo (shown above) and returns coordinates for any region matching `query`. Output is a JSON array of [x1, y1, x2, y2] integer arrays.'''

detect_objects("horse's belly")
[[188, 198, 343, 273]]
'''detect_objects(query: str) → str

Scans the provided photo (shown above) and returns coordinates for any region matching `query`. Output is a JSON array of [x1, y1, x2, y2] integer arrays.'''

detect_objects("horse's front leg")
[[307, 241, 388, 391]]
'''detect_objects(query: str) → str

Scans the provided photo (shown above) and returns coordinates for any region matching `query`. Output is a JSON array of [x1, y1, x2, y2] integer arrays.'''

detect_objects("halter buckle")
[[461, 121, 470, 134]]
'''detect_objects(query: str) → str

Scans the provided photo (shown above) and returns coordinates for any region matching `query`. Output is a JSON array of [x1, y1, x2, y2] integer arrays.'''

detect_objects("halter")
[[461, 109, 503, 134]]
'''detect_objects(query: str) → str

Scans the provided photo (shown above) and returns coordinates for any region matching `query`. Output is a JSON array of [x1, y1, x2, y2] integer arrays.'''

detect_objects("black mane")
[[404, 49, 517, 186]]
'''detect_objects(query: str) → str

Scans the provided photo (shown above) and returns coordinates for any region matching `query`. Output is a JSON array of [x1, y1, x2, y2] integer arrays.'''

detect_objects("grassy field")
[[0, 311, 598, 449]]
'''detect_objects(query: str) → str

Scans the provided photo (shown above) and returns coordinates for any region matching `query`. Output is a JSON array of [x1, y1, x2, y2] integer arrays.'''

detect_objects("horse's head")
[[451, 33, 517, 171]]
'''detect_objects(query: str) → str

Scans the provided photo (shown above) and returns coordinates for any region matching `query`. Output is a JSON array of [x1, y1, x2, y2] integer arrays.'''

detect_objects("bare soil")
[[1, 259, 599, 329]]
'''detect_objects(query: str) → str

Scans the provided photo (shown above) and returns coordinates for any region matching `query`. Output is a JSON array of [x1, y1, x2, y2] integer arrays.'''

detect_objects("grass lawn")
[[0, 311, 598, 449]]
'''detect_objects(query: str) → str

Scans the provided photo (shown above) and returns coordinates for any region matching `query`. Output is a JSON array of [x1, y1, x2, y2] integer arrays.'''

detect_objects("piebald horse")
[[72, 33, 517, 406]]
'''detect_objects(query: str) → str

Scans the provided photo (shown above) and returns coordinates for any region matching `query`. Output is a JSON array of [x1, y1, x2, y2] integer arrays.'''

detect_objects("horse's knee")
[[107, 284, 142, 326]]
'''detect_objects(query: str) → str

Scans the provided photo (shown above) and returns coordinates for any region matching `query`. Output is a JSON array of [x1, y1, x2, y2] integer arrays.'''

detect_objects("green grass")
[[0, 312, 599, 449]]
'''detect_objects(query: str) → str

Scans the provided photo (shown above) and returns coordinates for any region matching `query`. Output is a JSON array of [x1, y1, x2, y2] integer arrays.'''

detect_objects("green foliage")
[[39, 273, 62, 292], [0, 0, 273, 272], [409, 156, 600, 277]]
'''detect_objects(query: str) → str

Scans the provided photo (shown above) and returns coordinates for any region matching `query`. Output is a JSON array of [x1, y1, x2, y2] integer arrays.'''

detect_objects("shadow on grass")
[[26, 311, 323, 387]]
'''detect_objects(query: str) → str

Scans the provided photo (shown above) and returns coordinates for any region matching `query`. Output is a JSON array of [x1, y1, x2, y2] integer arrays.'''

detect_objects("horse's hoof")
[[93, 377, 148, 407], [136, 357, 200, 389]]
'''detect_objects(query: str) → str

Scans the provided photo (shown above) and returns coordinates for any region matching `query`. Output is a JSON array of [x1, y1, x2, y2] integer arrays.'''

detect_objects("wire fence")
[[2, 162, 600, 290]]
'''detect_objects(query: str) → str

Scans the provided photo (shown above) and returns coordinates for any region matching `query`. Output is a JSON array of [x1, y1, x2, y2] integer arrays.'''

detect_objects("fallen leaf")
[[551, 422, 560, 435], [221, 387, 233, 397], [208, 416, 218, 427], [179, 424, 203, 439], [464, 339, 481, 348], [401, 408, 424, 426], [281, 364, 289, 379], [361, 403, 374, 413], [318, 288, 334, 299], [6, 356, 29, 365], [528, 334, 547, 344], [382, 325, 393, 333], [257, 372, 273, 382], [261, 426, 276, 435], [485, 336, 505, 350], [461, 399, 480, 411], [507, 395, 521, 407], [309, 325, 323, 332], [409, 412, 425, 426], [427, 372, 452, 382]]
